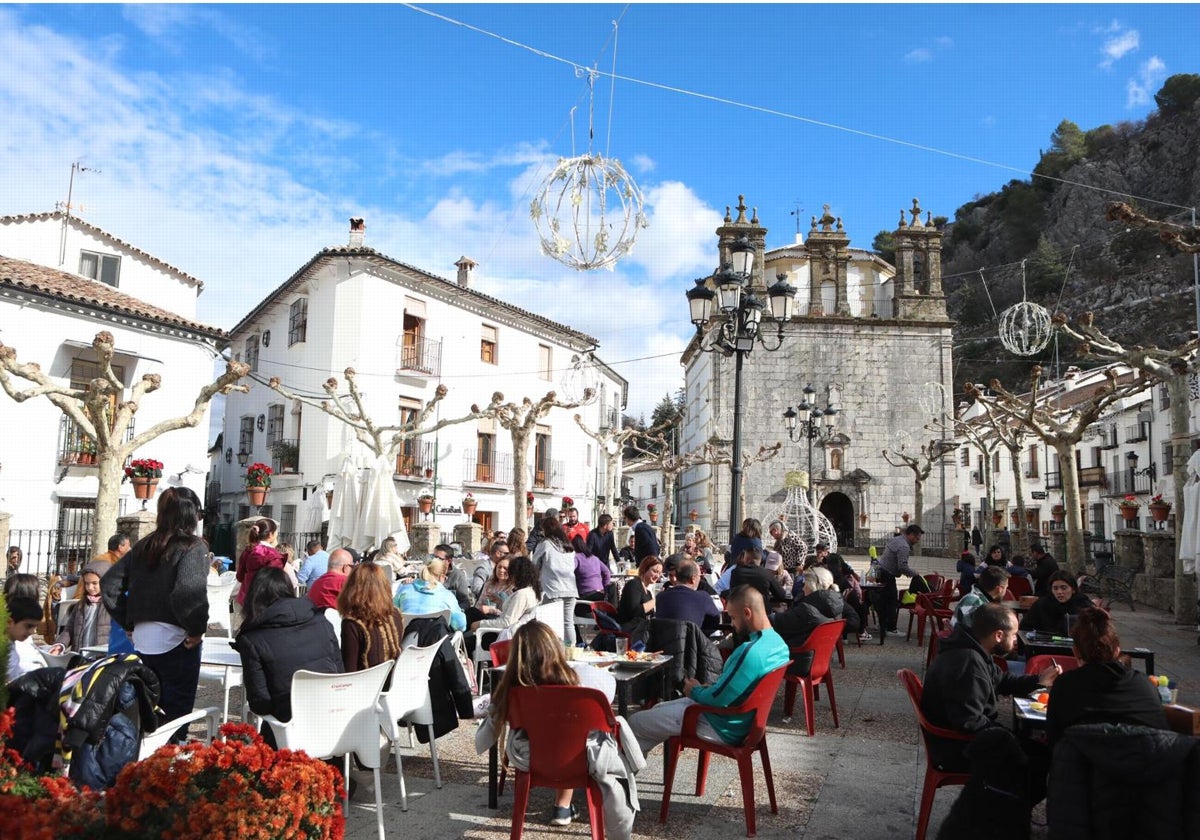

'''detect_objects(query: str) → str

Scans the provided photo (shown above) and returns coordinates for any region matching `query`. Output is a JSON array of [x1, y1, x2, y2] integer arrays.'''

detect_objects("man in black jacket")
[[1028, 544, 1059, 597], [623, 505, 660, 562], [729, 548, 789, 607], [921, 604, 1061, 773], [586, 513, 621, 569]]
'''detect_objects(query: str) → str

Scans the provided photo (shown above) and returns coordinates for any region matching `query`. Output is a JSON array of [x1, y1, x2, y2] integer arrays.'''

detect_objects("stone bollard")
[[118, 510, 158, 548], [235, 516, 259, 564], [1142, 532, 1176, 578], [1048, 530, 1068, 567], [409, 521, 440, 558], [453, 522, 483, 558], [1114, 530, 1144, 572]]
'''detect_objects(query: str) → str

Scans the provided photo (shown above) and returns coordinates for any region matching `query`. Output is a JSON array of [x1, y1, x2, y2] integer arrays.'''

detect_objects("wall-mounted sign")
[[1030, 491, 1048, 500], [435, 504, 463, 514]]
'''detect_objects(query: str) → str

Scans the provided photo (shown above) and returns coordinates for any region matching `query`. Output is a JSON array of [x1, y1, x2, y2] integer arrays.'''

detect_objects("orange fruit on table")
[[1036, 692, 1050, 705]]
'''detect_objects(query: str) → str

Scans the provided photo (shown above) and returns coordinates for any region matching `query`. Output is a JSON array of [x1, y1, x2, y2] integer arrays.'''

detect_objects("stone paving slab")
[[191, 600, 1196, 840]]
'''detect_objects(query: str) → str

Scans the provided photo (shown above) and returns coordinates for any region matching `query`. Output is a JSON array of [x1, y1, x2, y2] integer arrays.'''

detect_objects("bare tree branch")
[[1106, 202, 1200, 254]]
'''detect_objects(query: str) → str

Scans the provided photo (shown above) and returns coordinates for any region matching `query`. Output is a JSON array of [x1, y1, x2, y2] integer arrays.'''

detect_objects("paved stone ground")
[[194, 601, 1198, 840]]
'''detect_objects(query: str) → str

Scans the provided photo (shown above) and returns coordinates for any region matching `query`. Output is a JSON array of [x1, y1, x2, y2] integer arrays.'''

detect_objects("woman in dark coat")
[[727, 518, 763, 568], [234, 567, 343, 746], [1046, 607, 1167, 747], [773, 566, 843, 648], [1020, 570, 1093, 635], [617, 556, 662, 628]]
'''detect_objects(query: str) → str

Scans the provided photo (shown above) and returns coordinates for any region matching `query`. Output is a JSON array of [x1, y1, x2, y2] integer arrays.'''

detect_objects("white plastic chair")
[[385, 639, 446, 790], [377, 641, 442, 810], [399, 609, 451, 643], [533, 601, 566, 641], [261, 660, 394, 840], [197, 637, 247, 723], [207, 578, 237, 637], [139, 706, 220, 760], [471, 627, 502, 694], [325, 608, 343, 645]]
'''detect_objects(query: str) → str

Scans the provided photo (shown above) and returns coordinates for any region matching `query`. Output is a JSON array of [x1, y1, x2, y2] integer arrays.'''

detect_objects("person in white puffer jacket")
[[532, 515, 580, 645]]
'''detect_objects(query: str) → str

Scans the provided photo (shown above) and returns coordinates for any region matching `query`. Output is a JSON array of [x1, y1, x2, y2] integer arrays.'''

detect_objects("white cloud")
[[904, 48, 932, 64], [122, 5, 275, 62], [1126, 56, 1167, 109], [1099, 27, 1139, 69], [622, 182, 723, 284], [630, 154, 656, 174]]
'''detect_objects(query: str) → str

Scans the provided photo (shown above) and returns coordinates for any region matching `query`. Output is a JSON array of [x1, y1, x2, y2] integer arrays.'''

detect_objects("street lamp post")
[[782, 385, 838, 507], [686, 234, 795, 544]]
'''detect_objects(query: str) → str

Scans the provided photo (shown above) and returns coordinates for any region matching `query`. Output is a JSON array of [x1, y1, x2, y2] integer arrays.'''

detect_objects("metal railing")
[[57, 415, 135, 466], [1046, 471, 1062, 489], [462, 451, 514, 486], [396, 439, 437, 478], [1124, 423, 1147, 443], [271, 438, 300, 475], [1104, 470, 1152, 497], [396, 333, 442, 377], [1078, 466, 1107, 488], [9, 527, 99, 578], [533, 459, 566, 489]]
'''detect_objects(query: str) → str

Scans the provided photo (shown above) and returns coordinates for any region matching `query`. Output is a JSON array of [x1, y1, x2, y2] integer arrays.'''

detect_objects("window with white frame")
[[79, 250, 121, 286], [538, 344, 552, 380]]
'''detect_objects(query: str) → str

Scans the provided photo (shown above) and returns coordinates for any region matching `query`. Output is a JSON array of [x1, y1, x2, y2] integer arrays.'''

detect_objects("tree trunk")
[[661, 470, 677, 555], [981, 447, 997, 549], [1011, 445, 1029, 556], [1054, 440, 1086, 573], [605, 453, 619, 517], [913, 478, 924, 531], [511, 427, 531, 529], [91, 450, 126, 561], [1167, 373, 1197, 623]]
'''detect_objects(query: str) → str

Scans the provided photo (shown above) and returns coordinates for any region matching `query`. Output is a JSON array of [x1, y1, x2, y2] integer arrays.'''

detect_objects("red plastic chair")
[[783, 619, 846, 736], [590, 601, 632, 643], [897, 669, 973, 840], [1025, 654, 1079, 676], [1006, 575, 1033, 599], [925, 627, 952, 672], [507, 685, 617, 840], [924, 573, 946, 592], [490, 639, 512, 667], [659, 664, 788, 838], [907, 593, 952, 648]]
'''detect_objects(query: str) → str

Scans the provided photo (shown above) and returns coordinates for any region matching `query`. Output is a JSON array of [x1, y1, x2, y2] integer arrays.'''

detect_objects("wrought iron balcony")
[[58, 415, 133, 466], [462, 450, 513, 486], [396, 439, 437, 478], [534, 459, 566, 489], [396, 333, 442, 377], [270, 438, 300, 474]]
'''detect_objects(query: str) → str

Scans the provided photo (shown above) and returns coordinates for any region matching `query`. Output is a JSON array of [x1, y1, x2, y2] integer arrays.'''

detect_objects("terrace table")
[[1018, 629, 1155, 675]]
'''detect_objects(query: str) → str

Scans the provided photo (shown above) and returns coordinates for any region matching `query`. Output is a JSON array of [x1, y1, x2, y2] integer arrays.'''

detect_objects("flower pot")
[[1119, 506, 1138, 525], [649, 512, 658, 524], [247, 486, 268, 508], [463, 501, 477, 516], [418, 499, 433, 514], [1149, 503, 1171, 523], [424, 468, 434, 478], [131, 477, 158, 500], [992, 512, 1003, 527]]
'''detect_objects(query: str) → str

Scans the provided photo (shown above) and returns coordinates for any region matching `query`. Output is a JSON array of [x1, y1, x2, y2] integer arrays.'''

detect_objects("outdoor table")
[[1018, 629, 1155, 674], [1012, 696, 1048, 740], [486, 655, 673, 809]]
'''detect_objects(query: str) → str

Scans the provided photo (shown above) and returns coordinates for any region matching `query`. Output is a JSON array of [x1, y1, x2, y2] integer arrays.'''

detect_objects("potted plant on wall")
[[1148, 493, 1171, 525], [688, 508, 698, 522], [463, 492, 477, 516], [1118, 494, 1140, 526], [1051, 503, 1065, 523], [418, 492, 435, 514], [245, 462, 273, 508], [270, 439, 300, 473], [526, 490, 535, 518], [124, 458, 164, 504], [647, 502, 658, 524]]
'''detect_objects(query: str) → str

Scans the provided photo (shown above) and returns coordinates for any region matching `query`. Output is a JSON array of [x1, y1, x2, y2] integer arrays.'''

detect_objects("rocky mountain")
[[935, 79, 1200, 397]]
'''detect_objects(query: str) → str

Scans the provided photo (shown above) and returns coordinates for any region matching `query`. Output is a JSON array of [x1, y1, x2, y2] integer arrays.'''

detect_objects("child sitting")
[[5, 596, 62, 682], [55, 569, 111, 651]]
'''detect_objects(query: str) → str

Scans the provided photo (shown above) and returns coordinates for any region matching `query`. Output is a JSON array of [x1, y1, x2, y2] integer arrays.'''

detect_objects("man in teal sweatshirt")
[[629, 585, 789, 754]]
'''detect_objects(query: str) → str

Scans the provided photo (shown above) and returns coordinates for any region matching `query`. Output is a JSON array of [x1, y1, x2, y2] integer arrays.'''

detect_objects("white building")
[[951, 363, 1196, 545], [0, 212, 224, 573], [216, 220, 626, 545]]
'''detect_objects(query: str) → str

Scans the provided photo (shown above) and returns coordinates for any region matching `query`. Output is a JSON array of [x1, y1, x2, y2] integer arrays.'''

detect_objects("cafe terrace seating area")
[[175, 594, 1200, 840]]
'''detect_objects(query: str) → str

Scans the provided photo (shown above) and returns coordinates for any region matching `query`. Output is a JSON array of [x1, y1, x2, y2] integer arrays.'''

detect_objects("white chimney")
[[349, 217, 365, 248], [1064, 366, 1081, 381], [455, 256, 477, 288]]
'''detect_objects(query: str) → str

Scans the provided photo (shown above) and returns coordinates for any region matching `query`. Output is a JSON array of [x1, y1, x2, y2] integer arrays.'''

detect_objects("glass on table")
[[615, 638, 628, 656]]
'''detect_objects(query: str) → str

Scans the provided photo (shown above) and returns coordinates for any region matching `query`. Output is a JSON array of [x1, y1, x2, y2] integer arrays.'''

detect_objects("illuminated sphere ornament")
[[771, 482, 837, 555], [998, 301, 1053, 356], [560, 353, 600, 404], [530, 154, 648, 271]]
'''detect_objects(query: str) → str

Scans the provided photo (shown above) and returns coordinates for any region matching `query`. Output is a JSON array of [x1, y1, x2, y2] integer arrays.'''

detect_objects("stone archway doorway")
[[820, 492, 855, 548]]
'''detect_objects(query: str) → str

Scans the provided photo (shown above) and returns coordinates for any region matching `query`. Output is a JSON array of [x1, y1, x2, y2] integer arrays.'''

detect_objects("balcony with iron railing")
[[58, 415, 134, 466], [1124, 423, 1147, 443], [1046, 471, 1062, 489], [270, 438, 300, 475], [396, 439, 438, 479], [462, 450, 514, 486], [533, 459, 566, 489], [396, 333, 442, 377], [1103, 470, 1153, 497], [1044, 467, 1107, 490]]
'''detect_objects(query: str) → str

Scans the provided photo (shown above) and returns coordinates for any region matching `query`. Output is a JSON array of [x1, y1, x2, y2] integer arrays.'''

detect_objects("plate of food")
[[573, 650, 622, 666], [612, 651, 671, 670]]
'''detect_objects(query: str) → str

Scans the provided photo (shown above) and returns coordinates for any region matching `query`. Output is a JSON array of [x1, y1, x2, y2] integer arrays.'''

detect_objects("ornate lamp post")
[[782, 384, 839, 506], [686, 234, 796, 542]]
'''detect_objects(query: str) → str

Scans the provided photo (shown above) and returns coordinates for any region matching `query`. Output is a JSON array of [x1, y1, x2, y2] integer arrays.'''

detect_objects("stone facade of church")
[[679, 198, 956, 551]]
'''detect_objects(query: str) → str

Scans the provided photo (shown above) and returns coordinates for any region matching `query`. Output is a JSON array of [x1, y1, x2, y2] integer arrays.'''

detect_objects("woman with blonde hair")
[[394, 556, 467, 631], [773, 564, 844, 648], [338, 562, 404, 673], [277, 541, 301, 594]]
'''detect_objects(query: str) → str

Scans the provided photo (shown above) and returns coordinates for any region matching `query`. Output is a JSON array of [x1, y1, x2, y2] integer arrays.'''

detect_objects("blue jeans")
[[138, 640, 202, 740]]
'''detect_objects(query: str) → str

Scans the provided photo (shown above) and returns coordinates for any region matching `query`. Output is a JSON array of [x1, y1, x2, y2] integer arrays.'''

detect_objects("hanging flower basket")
[[463, 492, 477, 515], [247, 486, 268, 508], [1119, 495, 1140, 524], [244, 462, 273, 489], [647, 503, 657, 524], [1149, 494, 1171, 523], [131, 477, 158, 500], [418, 494, 434, 514]]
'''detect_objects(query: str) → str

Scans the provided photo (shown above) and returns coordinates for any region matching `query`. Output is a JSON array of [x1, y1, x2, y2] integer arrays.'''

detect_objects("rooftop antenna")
[[57, 161, 100, 267]]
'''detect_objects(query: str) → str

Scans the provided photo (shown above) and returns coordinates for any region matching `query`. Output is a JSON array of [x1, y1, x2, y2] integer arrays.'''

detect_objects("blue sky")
[[1, 4, 1196, 419]]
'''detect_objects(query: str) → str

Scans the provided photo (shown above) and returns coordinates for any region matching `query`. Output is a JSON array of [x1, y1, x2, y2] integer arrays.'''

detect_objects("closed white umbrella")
[[355, 454, 410, 554], [327, 456, 361, 549]]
